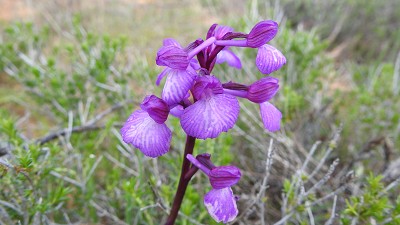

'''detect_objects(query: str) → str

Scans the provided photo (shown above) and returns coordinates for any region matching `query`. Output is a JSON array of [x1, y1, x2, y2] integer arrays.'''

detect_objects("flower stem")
[[164, 135, 196, 225]]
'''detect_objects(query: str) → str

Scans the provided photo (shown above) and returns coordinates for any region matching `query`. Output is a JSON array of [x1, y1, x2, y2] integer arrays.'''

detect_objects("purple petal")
[[247, 20, 278, 48], [163, 38, 181, 47], [204, 188, 238, 223], [120, 110, 172, 158], [213, 25, 234, 39], [216, 49, 242, 69], [162, 68, 196, 105], [209, 166, 241, 189], [190, 58, 201, 70], [260, 102, 282, 132], [156, 45, 189, 70], [191, 75, 224, 101], [156, 68, 169, 86], [256, 44, 286, 74], [181, 94, 239, 139], [247, 77, 279, 103], [169, 105, 184, 118], [140, 95, 169, 124], [207, 24, 218, 40], [186, 154, 211, 174]]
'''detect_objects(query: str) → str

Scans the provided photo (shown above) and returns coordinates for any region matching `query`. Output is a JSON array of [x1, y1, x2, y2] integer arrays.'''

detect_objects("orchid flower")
[[187, 154, 240, 223], [120, 20, 287, 224]]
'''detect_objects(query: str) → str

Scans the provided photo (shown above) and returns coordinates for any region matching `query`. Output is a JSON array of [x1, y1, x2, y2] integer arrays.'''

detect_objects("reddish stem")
[[164, 135, 196, 225]]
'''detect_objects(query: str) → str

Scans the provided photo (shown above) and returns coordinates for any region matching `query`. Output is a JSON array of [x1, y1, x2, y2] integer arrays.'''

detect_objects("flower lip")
[[256, 44, 287, 74], [204, 187, 238, 223], [120, 110, 172, 158], [260, 101, 282, 132], [247, 20, 278, 48], [140, 95, 170, 124]]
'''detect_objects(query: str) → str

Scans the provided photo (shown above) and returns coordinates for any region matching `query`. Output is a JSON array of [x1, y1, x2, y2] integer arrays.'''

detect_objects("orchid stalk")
[[120, 20, 286, 224]]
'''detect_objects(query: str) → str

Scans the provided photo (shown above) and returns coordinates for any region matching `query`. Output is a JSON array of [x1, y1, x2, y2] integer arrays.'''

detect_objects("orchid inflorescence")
[[121, 20, 286, 224]]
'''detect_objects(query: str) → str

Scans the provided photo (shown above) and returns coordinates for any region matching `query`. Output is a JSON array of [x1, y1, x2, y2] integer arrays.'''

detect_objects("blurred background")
[[1, 0, 399, 224]]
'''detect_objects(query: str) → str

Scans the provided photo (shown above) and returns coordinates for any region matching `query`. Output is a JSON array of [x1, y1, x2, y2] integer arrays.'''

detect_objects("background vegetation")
[[1, 0, 399, 224]]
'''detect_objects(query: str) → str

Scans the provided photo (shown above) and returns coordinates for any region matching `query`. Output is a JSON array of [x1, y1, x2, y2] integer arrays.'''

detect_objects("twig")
[[324, 195, 337, 225], [392, 51, 400, 95], [380, 175, 400, 197], [49, 171, 83, 188], [104, 153, 138, 176], [89, 200, 129, 225], [84, 155, 103, 184], [383, 214, 400, 224], [235, 139, 275, 222], [0, 200, 23, 216], [36, 124, 105, 145], [308, 126, 342, 180], [306, 201, 315, 225], [36, 99, 135, 145], [273, 212, 294, 225], [305, 158, 340, 196], [87, 99, 135, 125]]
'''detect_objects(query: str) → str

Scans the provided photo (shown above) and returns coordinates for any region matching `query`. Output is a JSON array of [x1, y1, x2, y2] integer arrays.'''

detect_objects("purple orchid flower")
[[180, 75, 240, 139], [155, 39, 198, 105], [187, 153, 240, 223], [247, 21, 286, 74], [222, 76, 282, 132], [120, 95, 172, 158], [121, 20, 287, 225], [213, 20, 286, 74]]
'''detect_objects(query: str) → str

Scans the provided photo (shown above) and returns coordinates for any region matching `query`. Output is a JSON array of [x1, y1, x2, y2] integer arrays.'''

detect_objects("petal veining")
[[204, 188, 238, 223], [120, 110, 172, 157], [162, 68, 196, 105], [260, 102, 282, 132], [256, 44, 286, 74], [181, 94, 239, 139]]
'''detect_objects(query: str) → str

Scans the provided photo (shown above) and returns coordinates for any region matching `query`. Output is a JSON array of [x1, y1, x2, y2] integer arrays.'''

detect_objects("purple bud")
[[156, 45, 189, 70], [247, 20, 278, 48], [247, 77, 279, 103], [140, 95, 169, 124], [208, 166, 241, 189]]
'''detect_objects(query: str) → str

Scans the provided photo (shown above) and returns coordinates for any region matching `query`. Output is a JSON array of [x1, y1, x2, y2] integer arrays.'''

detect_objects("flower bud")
[[247, 20, 278, 48], [247, 77, 279, 103], [208, 166, 241, 189], [156, 45, 189, 70], [140, 95, 169, 124]]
